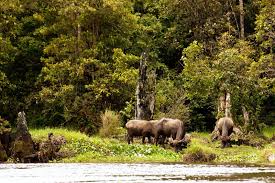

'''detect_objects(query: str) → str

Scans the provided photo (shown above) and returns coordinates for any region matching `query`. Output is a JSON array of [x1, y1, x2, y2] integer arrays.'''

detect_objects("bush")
[[0, 116, 11, 135], [99, 110, 121, 138]]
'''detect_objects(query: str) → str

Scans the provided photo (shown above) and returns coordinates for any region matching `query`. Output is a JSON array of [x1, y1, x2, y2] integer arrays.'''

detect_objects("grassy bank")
[[30, 128, 180, 163], [30, 128, 275, 165], [182, 132, 275, 165]]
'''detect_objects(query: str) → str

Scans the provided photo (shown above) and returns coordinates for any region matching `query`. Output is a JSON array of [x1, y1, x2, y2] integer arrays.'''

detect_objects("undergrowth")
[[30, 128, 275, 164], [30, 128, 180, 163]]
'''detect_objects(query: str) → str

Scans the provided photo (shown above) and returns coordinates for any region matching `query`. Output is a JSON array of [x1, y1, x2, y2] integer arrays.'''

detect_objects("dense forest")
[[0, 0, 274, 134]]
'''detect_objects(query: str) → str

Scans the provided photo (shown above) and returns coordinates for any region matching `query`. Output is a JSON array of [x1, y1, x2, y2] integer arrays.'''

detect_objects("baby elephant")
[[212, 117, 234, 148]]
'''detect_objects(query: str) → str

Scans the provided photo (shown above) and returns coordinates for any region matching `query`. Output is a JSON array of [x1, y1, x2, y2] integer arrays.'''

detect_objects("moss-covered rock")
[[11, 112, 35, 162]]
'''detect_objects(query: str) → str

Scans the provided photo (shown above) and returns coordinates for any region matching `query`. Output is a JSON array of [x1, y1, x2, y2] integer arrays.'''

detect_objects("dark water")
[[0, 163, 274, 182]]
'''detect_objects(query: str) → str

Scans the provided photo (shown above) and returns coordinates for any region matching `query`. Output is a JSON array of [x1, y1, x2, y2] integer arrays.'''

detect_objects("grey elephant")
[[212, 117, 235, 148], [125, 119, 157, 144], [153, 118, 186, 152]]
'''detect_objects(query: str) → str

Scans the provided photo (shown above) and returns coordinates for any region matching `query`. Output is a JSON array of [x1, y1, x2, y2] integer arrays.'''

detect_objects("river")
[[0, 163, 274, 182]]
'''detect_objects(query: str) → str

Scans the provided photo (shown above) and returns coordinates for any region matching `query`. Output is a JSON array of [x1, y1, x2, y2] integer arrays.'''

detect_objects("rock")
[[11, 111, 35, 162]]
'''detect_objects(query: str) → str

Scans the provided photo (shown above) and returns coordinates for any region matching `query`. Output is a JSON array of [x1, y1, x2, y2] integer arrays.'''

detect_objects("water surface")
[[0, 163, 274, 182]]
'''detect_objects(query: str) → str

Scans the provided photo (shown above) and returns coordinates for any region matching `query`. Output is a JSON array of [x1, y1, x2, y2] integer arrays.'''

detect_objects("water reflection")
[[0, 163, 274, 183]]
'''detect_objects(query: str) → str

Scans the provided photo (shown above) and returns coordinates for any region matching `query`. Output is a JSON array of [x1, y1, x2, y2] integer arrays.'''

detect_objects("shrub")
[[0, 116, 11, 135], [99, 110, 121, 138]]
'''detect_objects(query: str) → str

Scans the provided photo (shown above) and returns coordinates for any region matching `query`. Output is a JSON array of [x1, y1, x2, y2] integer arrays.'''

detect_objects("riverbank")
[[30, 128, 275, 165]]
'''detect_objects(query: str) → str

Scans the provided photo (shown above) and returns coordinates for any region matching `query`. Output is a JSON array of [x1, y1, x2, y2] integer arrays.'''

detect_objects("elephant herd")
[[125, 117, 239, 152]]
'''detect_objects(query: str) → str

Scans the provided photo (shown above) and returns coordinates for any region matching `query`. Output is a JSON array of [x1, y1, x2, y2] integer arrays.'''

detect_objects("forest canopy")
[[0, 0, 274, 133]]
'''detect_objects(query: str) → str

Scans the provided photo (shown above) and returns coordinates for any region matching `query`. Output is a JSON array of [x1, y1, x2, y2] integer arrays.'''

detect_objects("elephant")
[[212, 117, 234, 148], [125, 119, 157, 144], [153, 118, 186, 152]]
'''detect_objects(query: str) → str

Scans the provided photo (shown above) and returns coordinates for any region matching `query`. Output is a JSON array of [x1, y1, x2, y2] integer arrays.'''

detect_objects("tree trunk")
[[242, 106, 249, 127], [225, 92, 231, 118], [135, 52, 155, 120], [218, 94, 226, 118], [239, 0, 245, 39], [218, 92, 231, 118], [147, 70, 156, 119]]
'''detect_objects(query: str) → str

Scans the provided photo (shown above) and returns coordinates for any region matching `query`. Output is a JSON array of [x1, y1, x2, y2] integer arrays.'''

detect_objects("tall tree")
[[239, 0, 245, 39], [135, 52, 156, 120], [34, 0, 140, 130]]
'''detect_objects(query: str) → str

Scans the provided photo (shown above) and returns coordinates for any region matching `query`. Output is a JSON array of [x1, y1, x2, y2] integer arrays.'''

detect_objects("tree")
[[181, 33, 267, 130], [34, 0, 140, 131], [135, 52, 156, 120]]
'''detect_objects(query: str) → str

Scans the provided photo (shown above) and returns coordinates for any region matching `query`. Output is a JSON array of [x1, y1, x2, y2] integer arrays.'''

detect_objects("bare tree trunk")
[[147, 70, 156, 119], [135, 52, 155, 120], [136, 52, 147, 120], [218, 94, 226, 118], [225, 92, 231, 118], [239, 0, 245, 39], [218, 92, 231, 118], [242, 106, 249, 127]]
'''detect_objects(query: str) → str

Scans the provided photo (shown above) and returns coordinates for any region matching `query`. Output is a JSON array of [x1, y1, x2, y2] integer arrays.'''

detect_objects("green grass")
[[30, 128, 180, 163], [30, 128, 274, 164], [262, 126, 275, 139], [183, 132, 275, 165]]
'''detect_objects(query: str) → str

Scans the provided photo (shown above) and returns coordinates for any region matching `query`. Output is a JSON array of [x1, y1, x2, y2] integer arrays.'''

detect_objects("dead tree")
[[135, 52, 156, 120], [217, 91, 232, 118]]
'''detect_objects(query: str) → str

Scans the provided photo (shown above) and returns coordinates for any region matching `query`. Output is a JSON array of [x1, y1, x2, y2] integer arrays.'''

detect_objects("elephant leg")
[[221, 141, 226, 148], [162, 136, 165, 145], [127, 134, 131, 144], [161, 136, 166, 147], [142, 136, 145, 144], [148, 136, 152, 144], [172, 134, 176, 140], [222, 141, 228, 148], [155, 134, 159, 146], [225, 141, 232, 148]]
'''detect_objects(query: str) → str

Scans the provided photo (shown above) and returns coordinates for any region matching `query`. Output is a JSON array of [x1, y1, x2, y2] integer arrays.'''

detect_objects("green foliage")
[[255, 0, 275, 54], [31, 128, 274, 164], [0, 116, 11, 134], [30, 128, 180, 163], [154, 78, 190, 123], [181, 34, 272, 129], [262, 126, 275, 139], [99, 110, 121, 138], [0, 0, 274, 132], [183, 132, 274, 164]]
